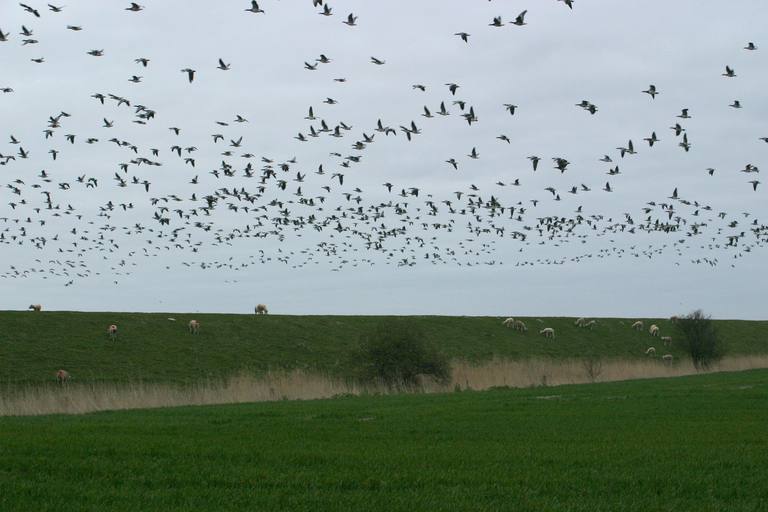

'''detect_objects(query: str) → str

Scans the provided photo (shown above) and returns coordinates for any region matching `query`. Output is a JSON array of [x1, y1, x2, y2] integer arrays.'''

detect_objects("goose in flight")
[[489, 16, 504, 27], [125, 2, 144, 12], [20, 3, 41, 17], [642, 84, 659, 99], [511, 10, 527, 26], [181, 68, 196, 83], [245, 1, 264, 14], [455, 32, 470, 43]]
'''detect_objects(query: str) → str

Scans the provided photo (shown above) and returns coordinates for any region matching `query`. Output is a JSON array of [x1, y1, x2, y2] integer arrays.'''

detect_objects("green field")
[[1, 311, 767, 385], [0, 370, 766, 511]]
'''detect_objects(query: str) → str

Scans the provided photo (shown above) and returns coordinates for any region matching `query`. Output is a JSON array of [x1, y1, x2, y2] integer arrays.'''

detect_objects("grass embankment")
[[1, 312, 767, 384], [1, 370, 767, 511]]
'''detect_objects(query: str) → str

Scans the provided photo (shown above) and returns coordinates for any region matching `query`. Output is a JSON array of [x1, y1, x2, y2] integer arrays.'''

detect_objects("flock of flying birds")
[[0, 1, 766, 288]]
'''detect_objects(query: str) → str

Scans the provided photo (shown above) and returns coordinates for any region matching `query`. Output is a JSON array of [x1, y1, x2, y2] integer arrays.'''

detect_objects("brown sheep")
[[56, 369, 70, 385]]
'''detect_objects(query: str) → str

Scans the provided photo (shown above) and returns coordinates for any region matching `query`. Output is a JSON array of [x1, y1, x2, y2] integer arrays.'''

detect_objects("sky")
[[0, 0, 767, 318]]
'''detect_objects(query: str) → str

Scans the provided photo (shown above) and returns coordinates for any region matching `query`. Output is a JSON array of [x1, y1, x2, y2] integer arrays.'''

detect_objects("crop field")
[[1, 369, 767, 511], [1, 311, 768, 385]]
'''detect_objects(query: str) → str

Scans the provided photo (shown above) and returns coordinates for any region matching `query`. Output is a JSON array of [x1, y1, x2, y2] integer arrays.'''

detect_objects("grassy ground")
[[1, 312, 767, 384], [1, 370, 766, 511]]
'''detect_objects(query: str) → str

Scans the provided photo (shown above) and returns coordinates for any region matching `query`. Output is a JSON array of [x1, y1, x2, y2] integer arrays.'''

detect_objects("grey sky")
[[0, 1, 766, 318]]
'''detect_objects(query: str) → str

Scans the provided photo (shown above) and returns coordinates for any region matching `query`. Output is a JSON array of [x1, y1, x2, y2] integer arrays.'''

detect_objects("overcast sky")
[[1, 1, 766, 318]]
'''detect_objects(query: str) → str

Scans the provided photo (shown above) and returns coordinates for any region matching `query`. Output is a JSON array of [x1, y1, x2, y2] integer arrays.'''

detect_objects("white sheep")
[[649, 324, 660, 337], [662, 354, 674, 362], [255, 304, 268, 315], [539, 327, 555, 339], [107, 324, 118, 340], [631, 320, 644, 331], [513, 320, 528, 332], [661, 336, 672, 346], [574, 317, 586, 327], [188, 319, 200, 334], [167, 317, 177, 321], [56, 369, 70, 385], [645, 347, 656, 356], [583, 320, 597, 330], [28, 304, 42, 312], [502, 317, 515, 328]]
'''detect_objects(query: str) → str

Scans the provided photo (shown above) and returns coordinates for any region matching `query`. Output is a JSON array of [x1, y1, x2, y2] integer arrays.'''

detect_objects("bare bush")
[[675, 310, 722, 369]]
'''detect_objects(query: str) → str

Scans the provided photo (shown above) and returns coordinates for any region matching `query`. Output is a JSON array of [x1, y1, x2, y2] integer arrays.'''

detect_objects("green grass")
[[1, 312, 767, 384], [1, 370, 767, 511]]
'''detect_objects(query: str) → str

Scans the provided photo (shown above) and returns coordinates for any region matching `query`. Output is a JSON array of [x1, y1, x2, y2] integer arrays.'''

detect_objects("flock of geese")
[[0, 1, 766, 288]]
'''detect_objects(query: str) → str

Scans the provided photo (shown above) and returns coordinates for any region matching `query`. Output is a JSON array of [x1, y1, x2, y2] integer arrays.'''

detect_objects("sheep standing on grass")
[[649, 324, 660, 337], [513, 320, 528, 332], [574, 317, 587, 327], [539, 327, 555, 339], [502, 317, 515, 328], [107, 324, 118, 341], [645, 347, 656, 356], [188, 319, 200, 334], [255, 304, 268, 315], [56, 369, 70, 385], [661, 336, 672, 346], [28, 304, 42, 312], [662, 354, 674, 363], [631, 320, 644, 331], [583, 320, 597, 330]]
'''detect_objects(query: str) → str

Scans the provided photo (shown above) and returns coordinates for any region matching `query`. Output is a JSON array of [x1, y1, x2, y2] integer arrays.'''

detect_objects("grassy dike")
[[1, 311, 767, 384]]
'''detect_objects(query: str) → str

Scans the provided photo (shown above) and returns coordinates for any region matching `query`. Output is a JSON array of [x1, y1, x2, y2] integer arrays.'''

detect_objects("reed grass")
[[3, 354, 767, 416]]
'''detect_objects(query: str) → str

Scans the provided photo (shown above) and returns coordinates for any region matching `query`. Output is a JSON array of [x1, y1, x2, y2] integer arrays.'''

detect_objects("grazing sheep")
[[645, 347, 656, 356], [107, 324, 118, 340], [188, 319, 200, 334], [670, 315, 679, 323], [631, 320, 644, 331], [574, 317, 587, 327], [167, 317, 176, 321], [661, 336, 673, 346], [539, 327, 555, 339], [28, 304, 42, 312], [583, 320, 597, 330], [502, 317, 515, 327], [56, 369, 70, 385], [513, 320, 528, 332], [255, 304, 268, 315], [649, 324, 660, 337], [662, 354, 674, 362]]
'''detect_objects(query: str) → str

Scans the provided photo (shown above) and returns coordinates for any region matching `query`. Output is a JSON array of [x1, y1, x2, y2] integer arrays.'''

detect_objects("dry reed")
[[2, 355, 767, 417]]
